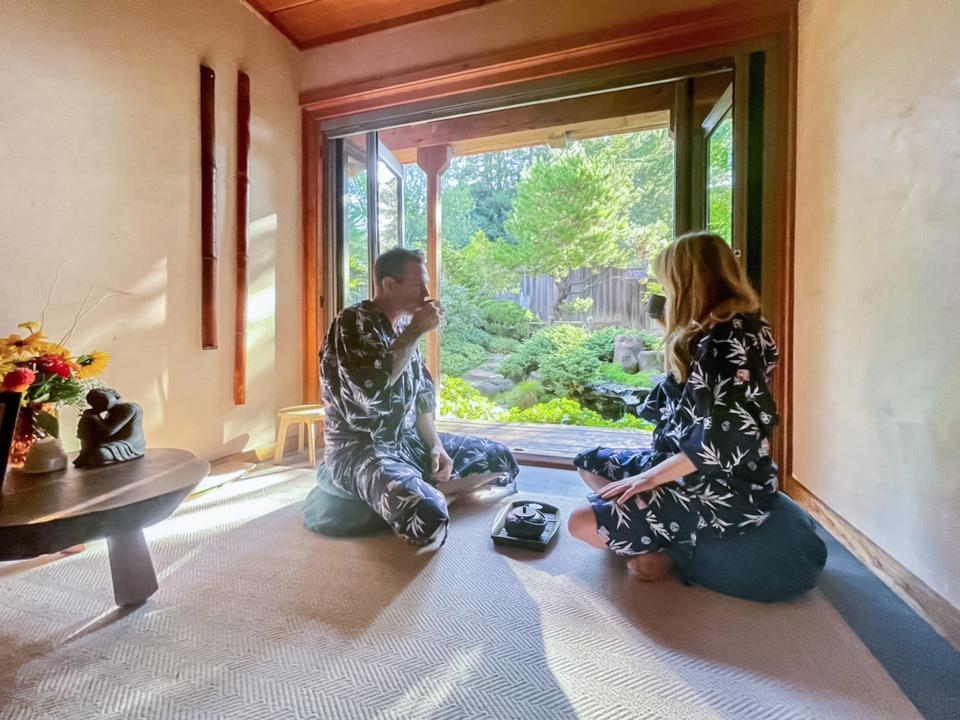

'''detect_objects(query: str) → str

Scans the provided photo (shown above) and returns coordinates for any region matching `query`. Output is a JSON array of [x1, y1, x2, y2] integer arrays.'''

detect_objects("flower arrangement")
[[1, 320, 110, 466]]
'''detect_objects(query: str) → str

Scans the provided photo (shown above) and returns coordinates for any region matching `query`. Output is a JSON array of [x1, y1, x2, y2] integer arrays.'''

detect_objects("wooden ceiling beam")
[[379, 83, 673, 154], [388, 109, 669, 164]]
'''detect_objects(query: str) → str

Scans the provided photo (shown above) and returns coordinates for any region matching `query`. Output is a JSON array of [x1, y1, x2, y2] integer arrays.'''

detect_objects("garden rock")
[[635, 350, 664, 372], [462, 367, 514, 397], [613, 336, 646, 373], [581, 382, 651, 421]]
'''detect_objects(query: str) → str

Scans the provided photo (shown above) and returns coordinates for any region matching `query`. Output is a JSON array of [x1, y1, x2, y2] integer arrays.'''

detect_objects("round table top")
[[0, 449, 210, 528]]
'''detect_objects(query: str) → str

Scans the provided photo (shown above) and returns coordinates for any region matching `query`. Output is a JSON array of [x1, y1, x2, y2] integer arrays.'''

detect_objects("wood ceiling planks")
[[247, 0, 496, 49]]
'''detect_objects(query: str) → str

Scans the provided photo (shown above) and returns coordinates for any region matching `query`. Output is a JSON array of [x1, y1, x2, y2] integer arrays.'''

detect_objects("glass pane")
[[344, 141, 369, 305], [378, 160, 401, 252], [403, 164, 427, 253], [707, 114, 733, 245]]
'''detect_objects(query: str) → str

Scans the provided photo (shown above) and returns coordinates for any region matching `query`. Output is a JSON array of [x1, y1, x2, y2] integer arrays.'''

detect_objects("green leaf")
[[36, 410, 59, 439]]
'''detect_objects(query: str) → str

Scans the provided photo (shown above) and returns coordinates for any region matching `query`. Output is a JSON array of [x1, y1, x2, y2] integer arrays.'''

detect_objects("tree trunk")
[[552, 276, 572, 321]]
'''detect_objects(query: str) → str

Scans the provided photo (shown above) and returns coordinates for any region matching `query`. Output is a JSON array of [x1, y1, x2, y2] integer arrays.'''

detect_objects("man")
[[321, 247, 519, 546]]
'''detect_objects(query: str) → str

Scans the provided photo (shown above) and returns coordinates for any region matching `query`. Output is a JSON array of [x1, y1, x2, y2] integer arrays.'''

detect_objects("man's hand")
[[597, 471, 670, 507], [430, 446, 454, 484], [409, 301, 443, 337]]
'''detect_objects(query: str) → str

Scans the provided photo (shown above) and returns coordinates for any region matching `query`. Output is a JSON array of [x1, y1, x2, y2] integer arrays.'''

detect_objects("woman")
[[567, 232, 780, 580]]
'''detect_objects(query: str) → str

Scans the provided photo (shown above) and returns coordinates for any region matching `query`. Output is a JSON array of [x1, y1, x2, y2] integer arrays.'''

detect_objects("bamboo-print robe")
[[321, 300, 518, 544], [575, 313, 780, 556]]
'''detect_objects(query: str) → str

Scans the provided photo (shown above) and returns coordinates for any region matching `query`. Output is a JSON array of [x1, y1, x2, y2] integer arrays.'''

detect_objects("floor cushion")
[[302, 463, 387, 537], [668, 492, 828, 602]]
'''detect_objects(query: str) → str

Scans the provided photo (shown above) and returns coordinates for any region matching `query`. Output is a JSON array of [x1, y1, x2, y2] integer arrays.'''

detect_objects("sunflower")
[[75, 351, 110, 379], [0, 321, 48, 361]]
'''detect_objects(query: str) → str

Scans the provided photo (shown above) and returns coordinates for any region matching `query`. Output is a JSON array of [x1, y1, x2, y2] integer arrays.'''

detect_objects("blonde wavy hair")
[[654, 232, 760, 382]]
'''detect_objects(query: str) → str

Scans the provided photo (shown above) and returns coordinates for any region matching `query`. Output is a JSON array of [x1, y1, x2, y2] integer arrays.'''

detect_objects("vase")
[[7, 404, 67, 474], [8, 404, 41, 469]]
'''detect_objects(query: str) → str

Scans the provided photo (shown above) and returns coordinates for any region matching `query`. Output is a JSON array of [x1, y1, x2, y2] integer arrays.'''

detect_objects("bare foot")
[[626, 552, 673, 581]]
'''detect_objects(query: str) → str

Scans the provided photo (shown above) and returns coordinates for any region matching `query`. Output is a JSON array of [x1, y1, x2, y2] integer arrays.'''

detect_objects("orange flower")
[[3, 367, 36, 393]]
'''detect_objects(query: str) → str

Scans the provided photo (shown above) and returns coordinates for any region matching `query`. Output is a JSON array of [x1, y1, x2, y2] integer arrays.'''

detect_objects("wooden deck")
[[436, 418, 650, 467]]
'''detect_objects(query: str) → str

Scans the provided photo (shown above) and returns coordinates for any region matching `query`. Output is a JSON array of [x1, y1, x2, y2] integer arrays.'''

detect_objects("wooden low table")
[[0, 449, 209, 606]]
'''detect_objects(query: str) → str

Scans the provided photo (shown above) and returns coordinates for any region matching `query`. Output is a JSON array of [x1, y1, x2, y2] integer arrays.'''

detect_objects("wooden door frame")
[[301, 0, 798, 479]]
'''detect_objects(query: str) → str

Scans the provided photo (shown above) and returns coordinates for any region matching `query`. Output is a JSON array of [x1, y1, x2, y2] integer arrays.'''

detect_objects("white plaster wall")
[[0, 0, 303, 460], [795, 0, 960, 606]]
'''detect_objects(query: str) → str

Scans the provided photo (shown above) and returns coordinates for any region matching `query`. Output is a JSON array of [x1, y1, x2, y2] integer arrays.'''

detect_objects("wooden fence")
[[499, 267, 655, 331]]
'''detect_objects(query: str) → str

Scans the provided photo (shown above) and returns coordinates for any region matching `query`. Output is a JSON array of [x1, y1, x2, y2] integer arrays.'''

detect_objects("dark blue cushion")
[[302, 463, 388, 537], [668, 492, 827, 602]]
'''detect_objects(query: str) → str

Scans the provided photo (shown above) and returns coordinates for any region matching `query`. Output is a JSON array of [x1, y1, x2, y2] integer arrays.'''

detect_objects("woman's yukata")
[[575, 313, 780, 556]]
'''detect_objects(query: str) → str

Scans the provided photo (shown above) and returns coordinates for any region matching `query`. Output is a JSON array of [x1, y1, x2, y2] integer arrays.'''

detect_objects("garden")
[[425, 130, 684, 431], [350, 125, 732, 430]]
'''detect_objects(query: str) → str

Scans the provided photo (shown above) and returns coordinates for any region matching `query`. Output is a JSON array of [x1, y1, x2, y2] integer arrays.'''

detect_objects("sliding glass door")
[[333, 132, 406, 310]]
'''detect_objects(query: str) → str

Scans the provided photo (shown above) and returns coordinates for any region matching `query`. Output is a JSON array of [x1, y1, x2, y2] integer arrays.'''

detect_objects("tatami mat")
[[0, 468, 925, 719]]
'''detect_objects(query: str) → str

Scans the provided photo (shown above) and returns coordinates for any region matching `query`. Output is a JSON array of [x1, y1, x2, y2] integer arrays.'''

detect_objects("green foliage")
[[443, 231, 517, 298], [503, 151, 634, 318], [439, 283, 484, 330], [403, 165, 427, 251], [558, 297, 594, 317], [498, 379, 549, 410], [454, 147, 552, 243], [585, 326, 638, 361], [440, 337, 486, 377], [499, 324, 589, 380], [580, 129, 676, 260], [345, 170, 370, 304], [596, 363, 659, 388], [585, 326, 663, 361], [439, 377, 504, 421], [707, 117, 733, 244], [440, 180, 478, 249], [480, 300, 535, 339], [444, 322, 492, 350], [488, 336, 521, 355], [538, 344, 601, 397], [503, 398, 652, 430], [641, 331, 664, 351]]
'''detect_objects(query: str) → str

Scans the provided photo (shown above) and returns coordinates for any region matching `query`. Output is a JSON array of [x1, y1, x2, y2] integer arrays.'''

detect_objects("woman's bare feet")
[[626, 551, 673, 581]]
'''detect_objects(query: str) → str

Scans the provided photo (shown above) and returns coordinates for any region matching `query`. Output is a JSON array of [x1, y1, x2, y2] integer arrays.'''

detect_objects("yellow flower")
[[0, 322, 48, 361], [38, 342, 72, 359], [75, 351, 109, 378]]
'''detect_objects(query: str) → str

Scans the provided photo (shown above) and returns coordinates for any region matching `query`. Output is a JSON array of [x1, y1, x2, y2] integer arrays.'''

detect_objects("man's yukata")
[[321, 300, 519, 544], [575, 313, 780, 557]]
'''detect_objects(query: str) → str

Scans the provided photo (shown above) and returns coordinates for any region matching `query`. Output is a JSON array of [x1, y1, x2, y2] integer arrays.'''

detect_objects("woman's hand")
[[597, 471, 670, 507]]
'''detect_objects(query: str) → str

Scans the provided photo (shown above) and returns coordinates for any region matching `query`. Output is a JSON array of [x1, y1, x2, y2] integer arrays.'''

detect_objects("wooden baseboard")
[[788, 479, 960, 652]]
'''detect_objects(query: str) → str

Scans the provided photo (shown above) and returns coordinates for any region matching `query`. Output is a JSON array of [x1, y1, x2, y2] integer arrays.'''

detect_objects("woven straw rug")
[[0, 468, 920, 719]]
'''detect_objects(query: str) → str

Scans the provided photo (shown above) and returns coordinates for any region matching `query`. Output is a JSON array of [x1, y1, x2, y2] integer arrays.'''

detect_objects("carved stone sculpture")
[[74, 388, 145, 468]]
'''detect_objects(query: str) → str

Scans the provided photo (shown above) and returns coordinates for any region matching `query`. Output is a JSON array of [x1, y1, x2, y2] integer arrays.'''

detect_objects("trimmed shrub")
[[488, 336, 521, 355], [445, 323, 492, 350], [439, 376, 504, 421], [503, 398, 652, 430], [440, 338, 485, 377], [538, 344, 601, 397], [585, 326, 665, 362], [500, 379, 549, 410], [480, 300, 536, 339], [500, 324, 589, 380], [596, 362, 660, 388]]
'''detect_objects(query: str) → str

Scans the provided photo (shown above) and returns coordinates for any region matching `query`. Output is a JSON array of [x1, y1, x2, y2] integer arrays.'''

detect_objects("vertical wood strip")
[[200, 65, 218, 350], [234, 71, 250, 404], [416, 145, 452, 388], [302, 114, 321, 404]]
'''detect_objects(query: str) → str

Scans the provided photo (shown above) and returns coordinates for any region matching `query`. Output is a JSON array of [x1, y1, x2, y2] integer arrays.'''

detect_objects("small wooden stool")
[[274, 405, 325, 467]]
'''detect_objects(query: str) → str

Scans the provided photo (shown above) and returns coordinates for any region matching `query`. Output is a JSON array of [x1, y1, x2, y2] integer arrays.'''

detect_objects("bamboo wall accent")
[[199, 65, 218, 350]]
